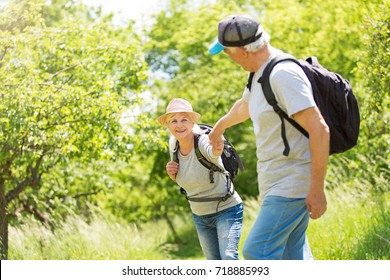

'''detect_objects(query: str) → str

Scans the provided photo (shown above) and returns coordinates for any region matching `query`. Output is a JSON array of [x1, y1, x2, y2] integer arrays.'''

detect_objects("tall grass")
[[8, 190, 389, 260], [8, 210, 174, 260], [306, 189, 389, 260]]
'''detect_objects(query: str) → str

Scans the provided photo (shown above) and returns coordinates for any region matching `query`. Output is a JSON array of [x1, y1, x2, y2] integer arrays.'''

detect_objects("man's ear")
[[239, 47, 249, 57]]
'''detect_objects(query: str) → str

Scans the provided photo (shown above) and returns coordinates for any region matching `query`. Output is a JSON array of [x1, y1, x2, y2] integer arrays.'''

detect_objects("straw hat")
[[158, 98, 201, 126]]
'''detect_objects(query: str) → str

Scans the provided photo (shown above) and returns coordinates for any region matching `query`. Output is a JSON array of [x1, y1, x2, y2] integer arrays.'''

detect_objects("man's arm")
[[209, 98, 250, 147], [293, 106, 330, 219]]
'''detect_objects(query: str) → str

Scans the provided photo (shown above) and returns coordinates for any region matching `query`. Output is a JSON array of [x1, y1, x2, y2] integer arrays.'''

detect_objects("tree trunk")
[[163, 212, 181, 243], [0, 180, 8, 260]]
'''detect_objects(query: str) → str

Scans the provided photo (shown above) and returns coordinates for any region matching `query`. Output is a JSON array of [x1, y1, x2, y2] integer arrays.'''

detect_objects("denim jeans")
[[243, 195, 310, 260], [192, 203, 244, 260]]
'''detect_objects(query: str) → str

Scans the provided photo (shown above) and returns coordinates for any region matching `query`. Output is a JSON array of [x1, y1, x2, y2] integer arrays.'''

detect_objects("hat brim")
[[208, 39, 225, 55], [158, 111, 201, 126]]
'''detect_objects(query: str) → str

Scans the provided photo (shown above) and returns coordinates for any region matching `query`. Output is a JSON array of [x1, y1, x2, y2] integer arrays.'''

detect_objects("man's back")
[[243, 49, 316, 198]]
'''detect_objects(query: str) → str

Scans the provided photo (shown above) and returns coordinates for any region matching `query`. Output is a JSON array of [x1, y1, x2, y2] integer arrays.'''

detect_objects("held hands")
[[214, 137, 224, 153], [209, 130, 224, 156], [166, 161, 179, 181], [209, 128, 224, 150]]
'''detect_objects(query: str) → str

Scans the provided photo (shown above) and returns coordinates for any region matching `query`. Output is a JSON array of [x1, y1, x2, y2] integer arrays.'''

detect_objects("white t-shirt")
[[243, 49, 316, 198]]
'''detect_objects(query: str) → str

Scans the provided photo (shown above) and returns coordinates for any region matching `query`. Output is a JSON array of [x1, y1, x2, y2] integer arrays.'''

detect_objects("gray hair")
[[243, 26, 271, 53]]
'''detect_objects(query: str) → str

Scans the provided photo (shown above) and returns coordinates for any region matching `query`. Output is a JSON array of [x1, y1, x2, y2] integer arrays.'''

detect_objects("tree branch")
[[51, 63, 82, 77], [0, 46, 8, 62], [18, 203, 49, 225], [5, 155, 44, 202], [73, 191, 100, 199], [43, 118, 93, 130]]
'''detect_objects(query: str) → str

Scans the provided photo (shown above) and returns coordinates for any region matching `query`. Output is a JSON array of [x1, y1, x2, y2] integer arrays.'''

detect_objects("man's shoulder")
[[269, 47, 285, 59]]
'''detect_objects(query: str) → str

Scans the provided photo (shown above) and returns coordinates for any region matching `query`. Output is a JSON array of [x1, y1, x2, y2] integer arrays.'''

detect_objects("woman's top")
[[170, 134, 242, 216]]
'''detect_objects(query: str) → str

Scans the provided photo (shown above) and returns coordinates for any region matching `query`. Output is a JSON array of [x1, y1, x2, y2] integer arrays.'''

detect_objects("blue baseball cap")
[[209, 14, 263, 55], [208, 40, 225, 55]]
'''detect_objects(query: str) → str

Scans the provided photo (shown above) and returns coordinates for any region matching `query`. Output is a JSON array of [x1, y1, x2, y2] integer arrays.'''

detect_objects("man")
[[208, 14, 329, 260]]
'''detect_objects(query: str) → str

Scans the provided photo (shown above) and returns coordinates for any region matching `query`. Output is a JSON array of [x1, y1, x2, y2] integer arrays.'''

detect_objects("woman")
[[158, 98, 244, 260]]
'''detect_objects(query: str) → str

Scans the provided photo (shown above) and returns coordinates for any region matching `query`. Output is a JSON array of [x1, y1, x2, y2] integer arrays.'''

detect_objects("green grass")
[[9, 212, 173, 260], [7, 191, 389, 260], [306, 189, 390, 260]]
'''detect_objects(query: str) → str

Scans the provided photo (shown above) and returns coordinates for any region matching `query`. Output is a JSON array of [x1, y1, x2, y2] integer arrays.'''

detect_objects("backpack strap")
[[172, 141, 189, 200], [194, 134, 225, 183], [172, 140, 179, 163], [182, 190, 233, 203], [247, 72, 255, 91], [258, 54, 309, 156]]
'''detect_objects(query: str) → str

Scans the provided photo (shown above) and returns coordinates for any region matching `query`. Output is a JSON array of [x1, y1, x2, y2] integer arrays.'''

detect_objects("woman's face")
[[167, 113, 194, 140]]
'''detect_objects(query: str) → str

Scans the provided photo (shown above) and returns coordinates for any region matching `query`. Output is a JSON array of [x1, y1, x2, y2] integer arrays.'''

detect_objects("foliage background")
[[0, 0, 389, 260]]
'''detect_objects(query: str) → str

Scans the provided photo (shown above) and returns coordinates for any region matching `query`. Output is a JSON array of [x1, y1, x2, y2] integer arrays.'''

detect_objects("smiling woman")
[[157, 98, 244, 260]]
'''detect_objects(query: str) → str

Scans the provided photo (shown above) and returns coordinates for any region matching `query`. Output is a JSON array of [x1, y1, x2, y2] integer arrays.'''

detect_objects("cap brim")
[[208, 39, 224, 55]]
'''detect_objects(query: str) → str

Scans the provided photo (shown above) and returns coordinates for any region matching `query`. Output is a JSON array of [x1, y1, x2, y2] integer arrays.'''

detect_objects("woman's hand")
[[212, 137, 224, 156], [166, 161, 179, 181]]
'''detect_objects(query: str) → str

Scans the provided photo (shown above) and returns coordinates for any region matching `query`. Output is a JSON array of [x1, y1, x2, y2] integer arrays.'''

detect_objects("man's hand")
[[306, 188, 327, 219], [209, 128, 224, 149]]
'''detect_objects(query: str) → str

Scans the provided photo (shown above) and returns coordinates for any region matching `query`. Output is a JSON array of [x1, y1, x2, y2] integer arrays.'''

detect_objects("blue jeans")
[[192, 203, 244, 260], [243, 195, 310, 260]]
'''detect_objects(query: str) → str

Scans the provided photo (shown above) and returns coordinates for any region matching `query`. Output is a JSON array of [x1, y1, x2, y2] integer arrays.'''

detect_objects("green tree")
[[351, 1, 390, 193], [0, 0, 148, 258], [2, 0, 387, 260]]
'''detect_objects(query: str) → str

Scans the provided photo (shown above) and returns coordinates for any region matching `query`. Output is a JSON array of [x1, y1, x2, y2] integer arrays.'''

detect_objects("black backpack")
[[247, 54, 360, 156], [172, 124, 244, 202]]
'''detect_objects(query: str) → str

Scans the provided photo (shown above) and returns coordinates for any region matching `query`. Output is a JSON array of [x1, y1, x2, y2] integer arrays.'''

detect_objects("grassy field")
[[8, 190, 390, 260]]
